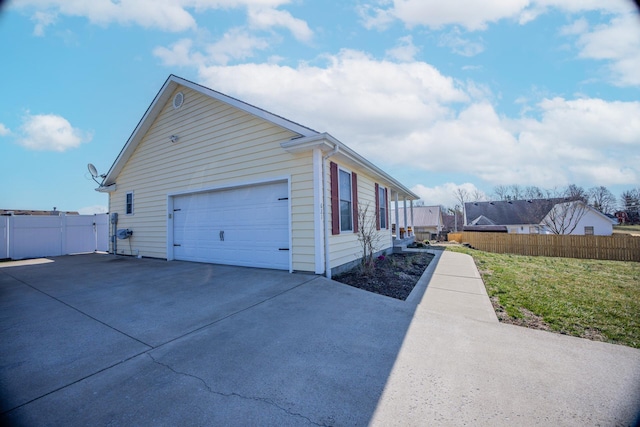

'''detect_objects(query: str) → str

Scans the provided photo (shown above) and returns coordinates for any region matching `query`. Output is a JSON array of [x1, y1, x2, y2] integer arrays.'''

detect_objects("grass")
[[447, 246, 640, 348], [613, 224, 640, 235]]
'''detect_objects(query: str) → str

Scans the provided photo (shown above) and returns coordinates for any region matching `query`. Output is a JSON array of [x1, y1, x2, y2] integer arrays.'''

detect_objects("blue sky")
[[1, 0, 639, 213]]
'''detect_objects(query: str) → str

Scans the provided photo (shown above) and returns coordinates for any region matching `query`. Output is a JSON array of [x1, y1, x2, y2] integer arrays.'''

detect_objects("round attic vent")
[[173, 92, 184, 109]]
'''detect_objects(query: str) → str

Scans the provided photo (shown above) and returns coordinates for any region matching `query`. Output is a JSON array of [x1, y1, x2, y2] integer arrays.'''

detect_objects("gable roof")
[[464, 199, 564, 226], [101, 74, 418, 199], [395, 206, 442, 227], [102, 74, 318, 187]]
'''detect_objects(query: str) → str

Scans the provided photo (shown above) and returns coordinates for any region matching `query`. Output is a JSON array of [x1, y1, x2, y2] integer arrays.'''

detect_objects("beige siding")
[[109, 86, 316, 272], [326, 161, 393, 270]]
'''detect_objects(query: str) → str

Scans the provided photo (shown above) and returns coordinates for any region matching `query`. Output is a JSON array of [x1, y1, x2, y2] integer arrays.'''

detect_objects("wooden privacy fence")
[[447, 232, 640, 262]]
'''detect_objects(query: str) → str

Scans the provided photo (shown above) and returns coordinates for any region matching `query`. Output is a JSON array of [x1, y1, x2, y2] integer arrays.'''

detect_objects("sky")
[[1, 0, 639, 214]]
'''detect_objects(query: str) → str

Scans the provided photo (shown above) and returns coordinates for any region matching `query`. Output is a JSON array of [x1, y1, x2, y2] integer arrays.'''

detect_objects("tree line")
[[450, 184, 640, 224]]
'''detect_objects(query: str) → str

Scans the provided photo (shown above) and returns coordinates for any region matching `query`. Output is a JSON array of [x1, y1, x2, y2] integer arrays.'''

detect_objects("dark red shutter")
[[330, 161, 340, 235], [352, 172, 358, 233], [375, 183, 380, 230]]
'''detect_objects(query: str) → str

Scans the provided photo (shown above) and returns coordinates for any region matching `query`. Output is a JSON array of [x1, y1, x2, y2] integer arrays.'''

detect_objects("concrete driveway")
[[1, 252, 639, 426]]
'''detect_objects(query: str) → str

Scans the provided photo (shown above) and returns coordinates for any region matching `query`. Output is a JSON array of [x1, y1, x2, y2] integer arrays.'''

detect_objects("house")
[[96, 75, 418, 277], [395, 206, 444, 240], [464, 199, 615, 236]]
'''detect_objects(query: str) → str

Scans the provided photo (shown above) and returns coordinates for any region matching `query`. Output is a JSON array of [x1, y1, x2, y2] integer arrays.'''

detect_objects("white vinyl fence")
[[0, 214, 109, 260]]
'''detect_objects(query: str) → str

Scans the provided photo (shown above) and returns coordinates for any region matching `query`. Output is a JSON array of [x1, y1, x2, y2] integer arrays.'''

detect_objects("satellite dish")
[[88, 163, 99, 178]]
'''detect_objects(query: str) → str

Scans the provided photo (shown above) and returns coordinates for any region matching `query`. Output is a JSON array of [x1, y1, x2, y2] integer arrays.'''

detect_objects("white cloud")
[[385, 35, 419, 62], [438, 27, 484, 57], [154, 29, 270, 66], [360, 0, 529, 31], [188, 51, 639, 189], [411, 182, 487, 207], [0, 123, 11, 136], [13, 0, 311, 37], [18, 113, 92, 152], [570, 13, 640, 87], [359, 0, 634, 31], [197, 49, 468, 142], [31, 10, 57, 36], [247, 6, 313, 42]]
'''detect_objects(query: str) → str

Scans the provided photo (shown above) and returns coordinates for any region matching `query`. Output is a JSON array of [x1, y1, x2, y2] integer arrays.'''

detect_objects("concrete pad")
[[4, 276, 415, 426], [418, 250, 498, 323], [430, 250, 481, 279], [371, 310, 640, 426], [419, 286, 498, 323], [2, 252, 639, 426], [3, 254, 315, 347], [0, 270, 150, 413]]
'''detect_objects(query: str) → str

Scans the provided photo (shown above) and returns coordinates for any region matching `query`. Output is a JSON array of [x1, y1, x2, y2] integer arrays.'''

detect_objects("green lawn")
[[447, 246, 640, 348], [614, 224, 640, 234]]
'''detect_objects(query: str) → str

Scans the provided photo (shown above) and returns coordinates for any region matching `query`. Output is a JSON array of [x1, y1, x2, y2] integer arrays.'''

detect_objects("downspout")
[[322, 143, 339, 278]]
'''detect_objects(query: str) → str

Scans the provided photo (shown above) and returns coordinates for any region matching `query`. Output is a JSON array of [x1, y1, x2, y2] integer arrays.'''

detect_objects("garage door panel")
[[172, 181, 289, 270]]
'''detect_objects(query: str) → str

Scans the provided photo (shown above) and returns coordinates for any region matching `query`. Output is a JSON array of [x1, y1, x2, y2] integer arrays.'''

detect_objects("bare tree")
[[356, 203, 384, 274], [620, 188, 640, 223], [510, 184, 523, 200], [493, 185, 509, 201], [471, 188, 485, 202], [588, 186, 617, 214], [541, 200, 588, 234], [564, 184, 588, 202], [453, 188, 470, 225], [524, 185, 545, 199]]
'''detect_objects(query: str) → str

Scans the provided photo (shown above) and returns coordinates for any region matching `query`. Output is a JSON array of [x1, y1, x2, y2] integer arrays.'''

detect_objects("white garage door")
[[172, 181, 289, 270]]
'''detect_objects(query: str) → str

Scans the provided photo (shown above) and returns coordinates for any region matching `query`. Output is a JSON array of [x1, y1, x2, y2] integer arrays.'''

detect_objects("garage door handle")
[[279, 248, 289, 251]]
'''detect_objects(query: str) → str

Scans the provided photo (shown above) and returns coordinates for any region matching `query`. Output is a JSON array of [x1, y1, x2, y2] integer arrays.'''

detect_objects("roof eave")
[[282, 133, 419, 200]]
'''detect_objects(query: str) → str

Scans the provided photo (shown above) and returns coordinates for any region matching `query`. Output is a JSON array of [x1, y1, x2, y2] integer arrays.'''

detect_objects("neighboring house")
[[96, 75, 418, 277], [395, 206, 443, 239], [464, 199, 615, 236]]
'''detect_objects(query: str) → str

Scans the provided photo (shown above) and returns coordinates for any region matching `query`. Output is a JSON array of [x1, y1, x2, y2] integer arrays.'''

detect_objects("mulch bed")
[[333, 252, 435, 300]]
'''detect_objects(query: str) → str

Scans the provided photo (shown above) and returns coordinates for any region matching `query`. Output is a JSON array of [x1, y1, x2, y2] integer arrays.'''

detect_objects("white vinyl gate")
[[0, 214, 109, 260]]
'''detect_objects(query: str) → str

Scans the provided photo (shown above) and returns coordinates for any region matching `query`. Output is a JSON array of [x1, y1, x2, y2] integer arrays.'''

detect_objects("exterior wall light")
[[170, 135, 179, 143]]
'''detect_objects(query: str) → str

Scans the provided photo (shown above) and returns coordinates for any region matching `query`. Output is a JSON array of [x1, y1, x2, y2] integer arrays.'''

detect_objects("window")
[[529, 226, 539, 234], [379, 186, 387, 229], [126, 192, 134, 215], [584, 226, 594, 235], [339, 169, 352, 232]]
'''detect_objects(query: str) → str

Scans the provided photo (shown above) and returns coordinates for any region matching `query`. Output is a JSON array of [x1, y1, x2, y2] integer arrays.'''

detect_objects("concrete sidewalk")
[[372, 250, 640, 426]]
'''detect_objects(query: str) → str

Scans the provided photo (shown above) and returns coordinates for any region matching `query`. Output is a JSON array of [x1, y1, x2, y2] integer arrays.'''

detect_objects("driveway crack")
[[146, 354, 328, 426]]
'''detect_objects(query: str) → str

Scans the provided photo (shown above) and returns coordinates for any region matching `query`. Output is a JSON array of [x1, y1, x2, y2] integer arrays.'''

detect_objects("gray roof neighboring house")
[[464, 199, 566, 226]]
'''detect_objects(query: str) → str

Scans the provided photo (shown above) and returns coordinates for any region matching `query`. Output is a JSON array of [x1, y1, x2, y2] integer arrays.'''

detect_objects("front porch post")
[[410, 200, 414, 237], [403, 198, 408, 238], [394, 191, 399, 240]]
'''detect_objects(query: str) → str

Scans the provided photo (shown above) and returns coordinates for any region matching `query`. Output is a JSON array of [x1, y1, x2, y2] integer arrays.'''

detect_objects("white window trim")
[[379, 185, 387, 230], [338, 167, 353, 232], [125, 191, 134, 215]]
